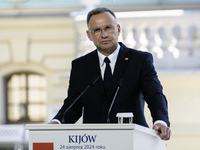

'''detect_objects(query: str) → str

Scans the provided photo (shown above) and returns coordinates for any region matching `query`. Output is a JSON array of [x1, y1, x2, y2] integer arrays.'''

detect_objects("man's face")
[[86, 12, 121, 56]]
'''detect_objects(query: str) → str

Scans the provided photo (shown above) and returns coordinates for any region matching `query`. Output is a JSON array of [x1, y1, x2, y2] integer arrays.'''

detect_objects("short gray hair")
[[87, 7, 116, 25]]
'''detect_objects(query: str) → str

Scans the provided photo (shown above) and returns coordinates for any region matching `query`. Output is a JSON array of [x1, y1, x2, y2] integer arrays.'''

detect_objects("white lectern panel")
[[25, 124, 166, 150]]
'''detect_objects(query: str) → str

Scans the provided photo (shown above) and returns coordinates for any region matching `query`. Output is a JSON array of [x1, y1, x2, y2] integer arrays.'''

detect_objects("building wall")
[[0, 16, 75, 123], [159, 72, 200, 150], [144, 71, 200, 150]]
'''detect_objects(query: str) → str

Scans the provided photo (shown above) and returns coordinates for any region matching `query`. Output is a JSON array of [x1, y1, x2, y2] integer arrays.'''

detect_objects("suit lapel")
[[86, 50, 101, 78], [107, 43, 131, 100], [84, 44, 132, 104], [85, 50, 105, 99]]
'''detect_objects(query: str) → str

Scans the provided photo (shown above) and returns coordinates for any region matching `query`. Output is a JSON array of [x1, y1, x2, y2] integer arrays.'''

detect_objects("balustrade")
[[73, 10, 200, 69]]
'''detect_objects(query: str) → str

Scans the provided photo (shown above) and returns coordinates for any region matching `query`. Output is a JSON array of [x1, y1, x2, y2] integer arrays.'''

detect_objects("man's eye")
[[94, 29, 101, 32], [105, 26, 112, 30]]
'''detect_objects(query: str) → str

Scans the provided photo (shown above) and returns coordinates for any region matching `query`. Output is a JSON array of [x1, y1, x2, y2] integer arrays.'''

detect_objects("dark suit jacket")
[[53, 42, 170, 127]]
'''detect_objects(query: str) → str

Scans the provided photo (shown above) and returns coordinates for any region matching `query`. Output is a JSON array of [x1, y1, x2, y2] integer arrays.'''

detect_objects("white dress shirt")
[[97, 43, 120, 79]]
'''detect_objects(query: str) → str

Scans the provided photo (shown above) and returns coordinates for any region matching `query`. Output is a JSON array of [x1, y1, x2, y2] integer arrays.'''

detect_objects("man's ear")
[[117, 24, 121, 36], [86, 30, 93, 41]]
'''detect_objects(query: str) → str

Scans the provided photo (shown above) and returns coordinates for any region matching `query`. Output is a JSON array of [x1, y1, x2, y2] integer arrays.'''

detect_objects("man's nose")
[[100, 29, 108, 37]]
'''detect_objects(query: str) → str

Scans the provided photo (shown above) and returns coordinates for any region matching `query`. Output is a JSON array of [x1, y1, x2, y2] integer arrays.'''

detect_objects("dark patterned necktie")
[[104, 57, 112, 94]]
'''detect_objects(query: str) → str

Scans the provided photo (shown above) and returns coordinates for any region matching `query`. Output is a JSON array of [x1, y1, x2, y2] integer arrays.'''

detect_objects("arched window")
[[6, 72, 47, 124]]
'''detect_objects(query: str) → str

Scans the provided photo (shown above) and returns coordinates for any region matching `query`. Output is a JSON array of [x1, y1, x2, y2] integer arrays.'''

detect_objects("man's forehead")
[[88, 12, 116, 28]]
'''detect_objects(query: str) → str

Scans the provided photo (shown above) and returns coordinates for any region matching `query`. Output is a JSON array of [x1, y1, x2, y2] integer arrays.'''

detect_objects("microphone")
[[62, 75, 100, 123], [107, 78, 123, 123]]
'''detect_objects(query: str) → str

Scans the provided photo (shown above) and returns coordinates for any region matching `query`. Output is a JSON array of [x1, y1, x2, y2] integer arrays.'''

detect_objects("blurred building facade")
[[0, 0, 200, 149]]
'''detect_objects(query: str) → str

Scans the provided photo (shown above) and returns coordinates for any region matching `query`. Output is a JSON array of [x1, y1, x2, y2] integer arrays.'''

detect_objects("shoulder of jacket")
[[129, 48, 151, 57], [72, 50, 97, 63]]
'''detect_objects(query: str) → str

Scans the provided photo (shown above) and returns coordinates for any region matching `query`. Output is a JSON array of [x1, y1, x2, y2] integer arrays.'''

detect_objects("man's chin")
[[100, 43, 111, 49], [98, 48, 116, 55]]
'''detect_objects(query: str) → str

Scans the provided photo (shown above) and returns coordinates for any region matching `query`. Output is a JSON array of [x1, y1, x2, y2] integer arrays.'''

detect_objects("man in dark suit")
[[49, 7, 171, 140]]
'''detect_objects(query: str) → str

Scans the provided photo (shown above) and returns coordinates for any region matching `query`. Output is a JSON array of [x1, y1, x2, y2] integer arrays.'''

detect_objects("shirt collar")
[[98, 43, 120, 67]]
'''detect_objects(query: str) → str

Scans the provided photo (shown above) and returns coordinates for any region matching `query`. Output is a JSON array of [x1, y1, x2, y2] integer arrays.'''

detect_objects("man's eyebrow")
[[93, 25, 113, 29]]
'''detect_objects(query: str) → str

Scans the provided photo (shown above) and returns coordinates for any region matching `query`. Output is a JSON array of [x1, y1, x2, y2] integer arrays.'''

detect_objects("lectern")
[[25, 124, 166, 150]]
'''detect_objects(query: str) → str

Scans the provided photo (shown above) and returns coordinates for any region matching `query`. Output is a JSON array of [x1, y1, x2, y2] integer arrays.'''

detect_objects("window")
[[6, 73, 47, 124]]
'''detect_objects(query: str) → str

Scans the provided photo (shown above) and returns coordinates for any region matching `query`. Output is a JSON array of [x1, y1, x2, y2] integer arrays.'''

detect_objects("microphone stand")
[[107, 78, 123, 123], [62, 75, 100, 123]]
